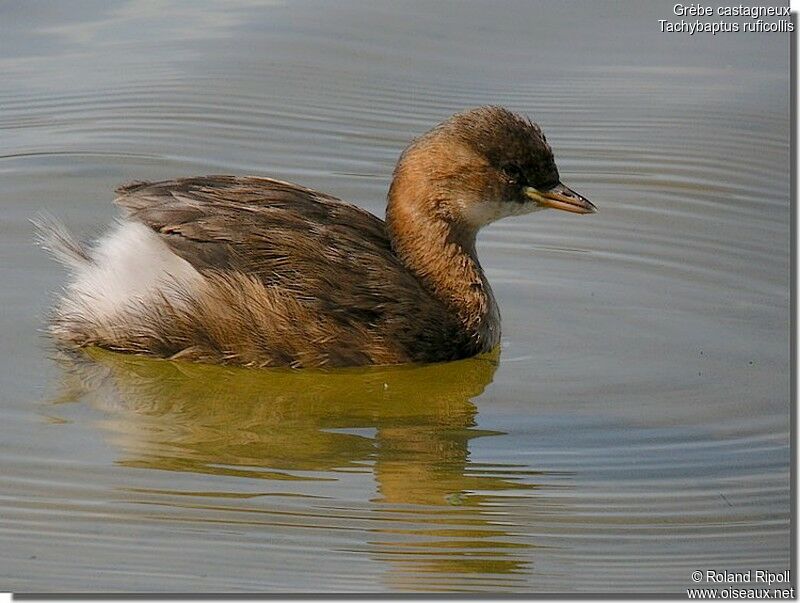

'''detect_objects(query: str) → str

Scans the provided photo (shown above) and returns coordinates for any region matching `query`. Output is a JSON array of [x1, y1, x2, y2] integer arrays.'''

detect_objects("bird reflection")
[[51, 348, 540, 590]]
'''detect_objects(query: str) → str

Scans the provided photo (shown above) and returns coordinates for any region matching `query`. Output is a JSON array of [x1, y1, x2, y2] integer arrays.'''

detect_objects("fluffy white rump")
[[54, 221, 204, 323]]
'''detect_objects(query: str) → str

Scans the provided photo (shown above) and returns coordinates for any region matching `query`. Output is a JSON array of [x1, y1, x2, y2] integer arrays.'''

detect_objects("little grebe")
[[39, 106, 595, 368]]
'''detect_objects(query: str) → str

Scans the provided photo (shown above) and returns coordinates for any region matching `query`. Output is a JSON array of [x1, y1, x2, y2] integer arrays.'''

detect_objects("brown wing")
[[115, 176, 390, 293], [113, 176, 469, 366]]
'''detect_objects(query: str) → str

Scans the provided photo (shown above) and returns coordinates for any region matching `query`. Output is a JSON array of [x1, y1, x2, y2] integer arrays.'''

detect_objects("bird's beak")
[[524, 183, 596, 214]]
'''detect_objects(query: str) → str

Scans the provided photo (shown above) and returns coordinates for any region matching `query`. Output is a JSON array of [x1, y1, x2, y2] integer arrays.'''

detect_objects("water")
[[0, 0, 791, 594]]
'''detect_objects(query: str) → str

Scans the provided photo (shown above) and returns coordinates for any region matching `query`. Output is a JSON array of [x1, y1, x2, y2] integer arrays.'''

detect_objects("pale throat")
[[458, 196, 545, 230]]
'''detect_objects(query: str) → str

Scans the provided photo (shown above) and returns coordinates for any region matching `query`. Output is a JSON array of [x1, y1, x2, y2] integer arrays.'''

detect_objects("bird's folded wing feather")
[[113, 176, 441, 322]]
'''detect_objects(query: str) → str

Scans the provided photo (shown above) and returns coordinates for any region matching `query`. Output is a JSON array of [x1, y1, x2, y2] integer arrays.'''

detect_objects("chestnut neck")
[[385, 177, 500, 352]]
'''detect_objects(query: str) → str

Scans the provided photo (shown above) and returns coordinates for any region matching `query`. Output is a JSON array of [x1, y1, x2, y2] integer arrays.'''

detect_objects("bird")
[[37, 106, 595, 368]]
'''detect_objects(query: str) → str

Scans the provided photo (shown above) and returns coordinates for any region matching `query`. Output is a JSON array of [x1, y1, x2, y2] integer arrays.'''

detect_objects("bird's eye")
[[501, 164, 523, 182]]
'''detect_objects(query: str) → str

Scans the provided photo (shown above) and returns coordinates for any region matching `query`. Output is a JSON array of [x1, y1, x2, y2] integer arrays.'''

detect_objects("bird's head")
[[388, 106, 595, 235]]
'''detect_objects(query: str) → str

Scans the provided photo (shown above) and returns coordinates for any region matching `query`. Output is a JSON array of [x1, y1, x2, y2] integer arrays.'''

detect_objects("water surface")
[[0, 0, 791, 594]]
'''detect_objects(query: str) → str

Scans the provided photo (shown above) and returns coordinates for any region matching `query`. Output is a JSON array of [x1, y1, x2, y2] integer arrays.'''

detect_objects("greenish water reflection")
[[51, 348, 539, 587]]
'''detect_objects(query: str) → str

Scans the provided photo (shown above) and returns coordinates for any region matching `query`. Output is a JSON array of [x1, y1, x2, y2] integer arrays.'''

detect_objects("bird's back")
[[44, 176, 473, 367]]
